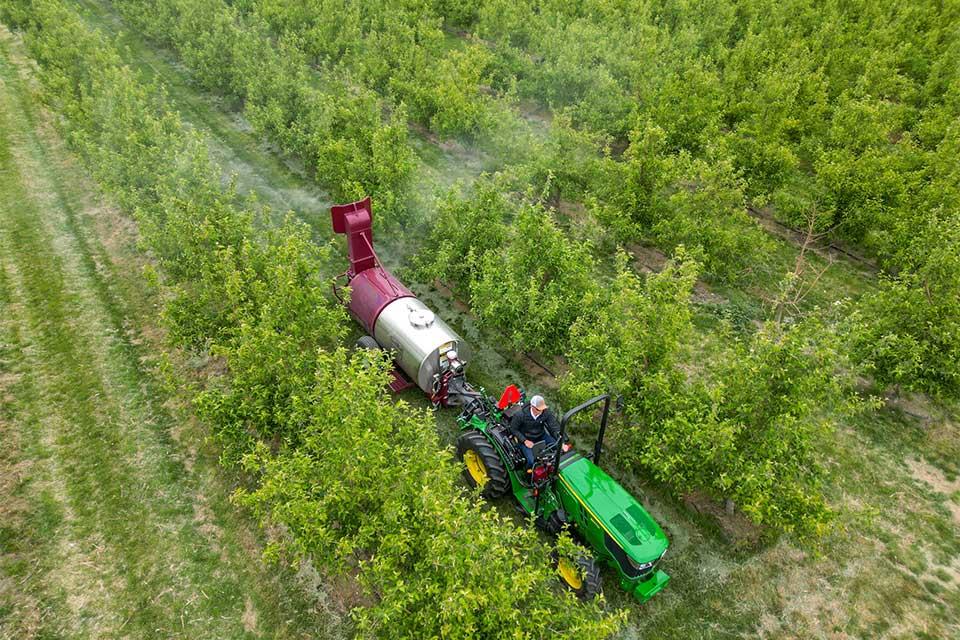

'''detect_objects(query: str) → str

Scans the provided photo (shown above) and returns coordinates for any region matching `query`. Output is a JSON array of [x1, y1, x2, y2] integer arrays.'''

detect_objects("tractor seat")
[[491, 426, 527, 471]]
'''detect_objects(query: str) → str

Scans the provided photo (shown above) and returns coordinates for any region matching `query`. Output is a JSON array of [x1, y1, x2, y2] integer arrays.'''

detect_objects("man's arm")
[[544, 410, 562, 440], [509, 411, 526, 441], [544, 411, 570, 451]]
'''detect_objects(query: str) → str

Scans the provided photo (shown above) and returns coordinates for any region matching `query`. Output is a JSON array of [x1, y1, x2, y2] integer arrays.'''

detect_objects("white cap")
[[530, 395, 547, 409]]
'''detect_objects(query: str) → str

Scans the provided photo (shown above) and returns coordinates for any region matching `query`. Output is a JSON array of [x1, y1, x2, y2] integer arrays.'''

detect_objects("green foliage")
[[111, 0, 414, 222], [477, 2, 642, 139], [850, 219, 960, 397], [530, 0, 958, 397], [634, 314, 858, 542], [681, 317, 854, 540], [589, 121, 673, 238], [654, 153, 774, 283], [414, 179, 511, 288], [13, 0, 958, 584], [471, 201, 598, 356], [520, 114, 609, 205], [238, 0, 505, 140], [417, 178, 598, 356], [561, 247, 856, 540], [191, 220, 347, 464], [560, 248, 699, 427], [221, 0, 960, 395], [586, 122, 773, 283], [423, 0, 960, 392], [846, 121, 960, 397], [395, 43, 501, 139]]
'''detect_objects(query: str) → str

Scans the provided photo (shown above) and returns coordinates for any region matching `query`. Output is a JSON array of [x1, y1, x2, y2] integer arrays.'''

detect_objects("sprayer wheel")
[[355, 335, 381, 350]]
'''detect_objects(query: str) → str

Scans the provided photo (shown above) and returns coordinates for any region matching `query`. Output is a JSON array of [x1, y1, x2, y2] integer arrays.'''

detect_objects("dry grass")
[[906, 457, 960, 498]]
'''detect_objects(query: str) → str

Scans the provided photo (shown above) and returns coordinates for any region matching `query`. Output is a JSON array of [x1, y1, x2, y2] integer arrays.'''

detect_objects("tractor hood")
[[557, 456, 669, 564]]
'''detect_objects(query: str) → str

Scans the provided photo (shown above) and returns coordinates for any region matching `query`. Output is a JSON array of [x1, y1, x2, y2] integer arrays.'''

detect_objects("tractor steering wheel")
[[533, 439, 561, 464]]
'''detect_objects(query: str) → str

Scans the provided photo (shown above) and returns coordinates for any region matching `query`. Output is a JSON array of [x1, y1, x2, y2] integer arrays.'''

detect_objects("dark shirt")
[[509, 404, 561, 443]]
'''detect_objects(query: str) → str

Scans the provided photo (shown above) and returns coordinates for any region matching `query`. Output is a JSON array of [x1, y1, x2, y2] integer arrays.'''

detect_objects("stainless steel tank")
[[372, 297, 469, 393]]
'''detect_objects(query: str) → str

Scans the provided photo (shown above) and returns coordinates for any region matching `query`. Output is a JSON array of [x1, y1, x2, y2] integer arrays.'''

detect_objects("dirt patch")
[[683, 491, 763, 547], [324, 569, 374, 614], [517, 99, 552, 127], [518, 351, 565, 391], [92, 204, 140, 261], [556, 199, 589, 225], [936, 556, 960, 584], [193, 491, 224, 548], [948, 501, 960, 527], [692, 280, 727, 305], [626, 242, 667, 273], [746, 205, 878, 274], [613, 238, 728, 305], [167, 415, 198, 473], [191, 353, 228, 380], [923, 418, 960, 470], [886, 391, 940, 425], [906, 456, 960, 496], [431, 279, 471, 313], [242, 596, 259, 635], [0, 371, 20, 404], [746, 543, 872, 639], [409, 120, 443, 146]]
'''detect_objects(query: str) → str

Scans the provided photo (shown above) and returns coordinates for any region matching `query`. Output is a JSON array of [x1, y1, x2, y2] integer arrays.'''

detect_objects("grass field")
[[0, 26, 347, 639], [1, 3, 959, 638]]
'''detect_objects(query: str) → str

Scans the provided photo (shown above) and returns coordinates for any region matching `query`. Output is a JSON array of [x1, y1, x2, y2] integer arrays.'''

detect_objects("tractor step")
[[388, 368, 415, 393]]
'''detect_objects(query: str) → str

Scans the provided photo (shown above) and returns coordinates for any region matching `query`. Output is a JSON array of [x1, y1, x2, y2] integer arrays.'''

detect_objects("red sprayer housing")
[[331, 198, 474, 406], [330, 197, 413, 334]]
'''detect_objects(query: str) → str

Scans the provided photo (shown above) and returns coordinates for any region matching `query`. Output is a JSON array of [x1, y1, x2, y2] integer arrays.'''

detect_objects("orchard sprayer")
[[331, 197, 670, 602]]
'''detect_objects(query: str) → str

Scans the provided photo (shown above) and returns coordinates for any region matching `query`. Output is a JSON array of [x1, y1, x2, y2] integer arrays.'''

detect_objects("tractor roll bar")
[[555, 394, 611, 471]]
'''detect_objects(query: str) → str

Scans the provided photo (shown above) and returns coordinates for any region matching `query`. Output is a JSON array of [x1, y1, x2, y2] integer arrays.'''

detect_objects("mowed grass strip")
[[0, 29, 344, 640]]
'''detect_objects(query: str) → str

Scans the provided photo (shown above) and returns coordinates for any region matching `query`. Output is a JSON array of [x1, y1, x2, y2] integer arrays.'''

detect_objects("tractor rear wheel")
[[556, 554, 602, 601], [456, 431, 509, 498], [355, 335, 380, 350]]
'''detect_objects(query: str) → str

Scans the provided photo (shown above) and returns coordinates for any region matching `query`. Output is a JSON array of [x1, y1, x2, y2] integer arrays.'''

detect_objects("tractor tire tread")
[[457, 430, 509, 499], [555, 552, 603, 601], [577, 555, 603, 601]]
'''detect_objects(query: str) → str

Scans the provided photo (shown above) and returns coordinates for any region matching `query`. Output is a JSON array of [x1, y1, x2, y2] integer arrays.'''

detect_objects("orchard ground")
[[2, 5, 959, 640]]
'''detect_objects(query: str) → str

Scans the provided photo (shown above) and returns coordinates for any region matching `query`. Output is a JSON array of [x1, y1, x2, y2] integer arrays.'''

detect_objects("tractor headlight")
[[628, 557, 655, 571], [628, 548, 667, 574]]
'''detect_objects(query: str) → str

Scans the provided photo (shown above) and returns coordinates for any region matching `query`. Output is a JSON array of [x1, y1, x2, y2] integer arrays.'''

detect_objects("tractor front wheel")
[[556, 554, 602, 601], [456, 431, 509, 498]]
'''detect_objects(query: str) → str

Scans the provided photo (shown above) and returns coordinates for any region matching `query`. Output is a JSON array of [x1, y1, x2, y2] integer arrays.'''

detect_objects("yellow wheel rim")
[[464, 449, 488, 486], [558, 557, 583, 590]]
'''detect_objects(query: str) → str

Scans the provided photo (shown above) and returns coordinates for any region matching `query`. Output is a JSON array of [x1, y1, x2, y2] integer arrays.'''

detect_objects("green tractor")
[[456, 385, 670, 601]]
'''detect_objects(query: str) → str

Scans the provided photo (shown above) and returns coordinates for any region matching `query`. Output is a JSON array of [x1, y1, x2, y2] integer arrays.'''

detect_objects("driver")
[[509, 395, 569, 468]]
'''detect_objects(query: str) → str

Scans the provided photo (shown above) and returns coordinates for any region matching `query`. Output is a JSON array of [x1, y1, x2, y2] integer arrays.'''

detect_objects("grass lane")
[[0, 27, 346, 640]]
